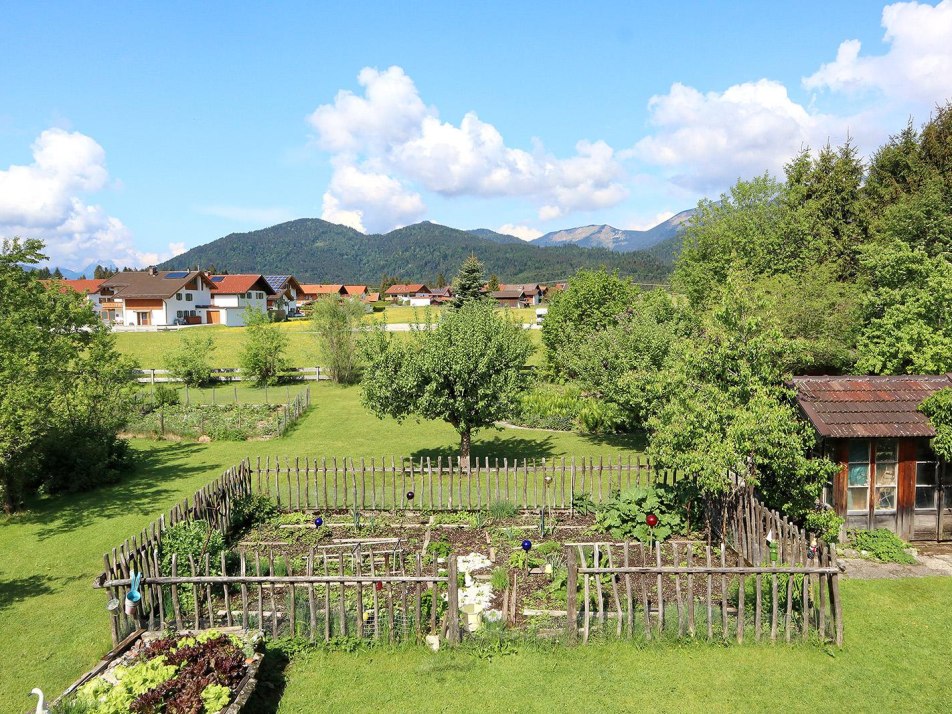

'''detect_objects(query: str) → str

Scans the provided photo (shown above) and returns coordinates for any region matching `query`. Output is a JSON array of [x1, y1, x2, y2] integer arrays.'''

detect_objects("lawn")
[[113, 319, 544, 369], [273, 577, 952, 713], [0, 382, 634, 713], [363, 304, 538, 325]]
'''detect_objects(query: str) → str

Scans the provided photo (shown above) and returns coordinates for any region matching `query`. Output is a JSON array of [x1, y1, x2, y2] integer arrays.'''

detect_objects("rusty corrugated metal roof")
[[792, 375, 952, 438]]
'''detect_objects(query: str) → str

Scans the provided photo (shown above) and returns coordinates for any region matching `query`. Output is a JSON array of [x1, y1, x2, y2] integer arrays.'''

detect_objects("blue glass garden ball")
[[314, 516, 323, 527], [522, 539, 532, 551], [406, 491, 415, 501]]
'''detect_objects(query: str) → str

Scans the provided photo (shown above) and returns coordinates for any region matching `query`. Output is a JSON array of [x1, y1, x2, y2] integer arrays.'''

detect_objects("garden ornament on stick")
[[125, 570, 142, 616]]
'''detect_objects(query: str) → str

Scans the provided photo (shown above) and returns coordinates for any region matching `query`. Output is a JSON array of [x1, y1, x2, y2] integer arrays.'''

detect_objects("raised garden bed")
[[49, 628, 263, 714]]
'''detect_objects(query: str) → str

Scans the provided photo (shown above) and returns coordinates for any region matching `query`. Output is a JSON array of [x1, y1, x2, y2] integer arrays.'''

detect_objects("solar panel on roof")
[[211, 276, 225, 282], [164, 271, 189, 279]]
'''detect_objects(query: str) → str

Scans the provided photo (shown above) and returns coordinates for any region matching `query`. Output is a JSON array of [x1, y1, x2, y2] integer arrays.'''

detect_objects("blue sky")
[[2, 1, 951, 268]]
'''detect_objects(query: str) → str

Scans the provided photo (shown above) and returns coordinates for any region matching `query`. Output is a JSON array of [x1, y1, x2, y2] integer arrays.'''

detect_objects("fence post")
[[566, 547, 578, 643], [447, 555, 460, 645]]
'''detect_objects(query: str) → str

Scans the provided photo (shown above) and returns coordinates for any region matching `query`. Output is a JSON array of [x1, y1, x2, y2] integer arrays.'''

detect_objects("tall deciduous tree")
[[451, 254, 486, 308], [311, 296, 365, 384], [239, 307, 289, 386], [361, 300, 532, 461], [0, 239, 136, 512], [644, 276, 836, 518], [541, 267, 641, 375]]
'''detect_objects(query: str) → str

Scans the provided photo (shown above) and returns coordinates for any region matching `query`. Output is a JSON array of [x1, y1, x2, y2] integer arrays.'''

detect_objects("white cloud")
[[197, 204, 295, 225], [804, 0, 952, 103], [630, 80, 824, 192], [497, 223, 543, 241], [320, 163, 426, 233], [309, 66, 628, 231], [0, 128, 170, 269]]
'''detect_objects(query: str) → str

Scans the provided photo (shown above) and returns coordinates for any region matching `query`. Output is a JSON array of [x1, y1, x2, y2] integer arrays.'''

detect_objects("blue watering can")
[[125, 571, 142, 616]]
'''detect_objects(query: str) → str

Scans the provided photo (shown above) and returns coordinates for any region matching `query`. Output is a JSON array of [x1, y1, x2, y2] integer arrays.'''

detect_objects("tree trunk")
[[459, 429, 472, 468]]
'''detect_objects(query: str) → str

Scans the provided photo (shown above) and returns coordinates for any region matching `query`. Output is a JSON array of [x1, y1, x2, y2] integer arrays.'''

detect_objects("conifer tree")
[[451, 254, 485, 308]]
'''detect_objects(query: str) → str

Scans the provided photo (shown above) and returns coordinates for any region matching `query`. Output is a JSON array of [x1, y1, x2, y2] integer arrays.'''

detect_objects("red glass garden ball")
[[522, 539, 532, 551], [646, 513, 659, 528], [375, 581, 383, 591]]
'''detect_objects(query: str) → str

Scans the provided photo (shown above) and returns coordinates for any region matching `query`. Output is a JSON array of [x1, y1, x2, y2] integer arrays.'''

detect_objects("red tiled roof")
[[210, 274, 274, 294], [343, 285, 367, 295], [45, 278, 105, 294], [385, 283, 428, 295], [300, 284, 345, 295], [791, 375, 952, 438]]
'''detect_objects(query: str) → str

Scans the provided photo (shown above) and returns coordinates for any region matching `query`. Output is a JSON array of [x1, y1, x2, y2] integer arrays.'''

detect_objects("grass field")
[[0, 383, 636, 712], [3, 383, 948, 713], [273, 577, 952, 713], [114, 315, 543, 369]]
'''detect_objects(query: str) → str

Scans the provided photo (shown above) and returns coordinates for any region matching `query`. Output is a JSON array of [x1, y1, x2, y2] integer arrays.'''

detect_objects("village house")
[[264, 275, 304, 316], [299, 284, 347, 301], [793, 375, 952, 541], [343, 285, 368, 298], [45, 278, 110, 321], [491, 287, 530, 308], [384, 283, 430, 304], [499, 283, 544, 305], [99, 268, 218, 326], [207, 274, 276, 326]]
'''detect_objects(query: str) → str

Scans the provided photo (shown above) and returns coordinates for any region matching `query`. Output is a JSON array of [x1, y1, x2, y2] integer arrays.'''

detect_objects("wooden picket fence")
[[251, 454, 679, 511], [95, 456, 841, 648], [96, 542, 460, 646], [564, 489, 843, 646]]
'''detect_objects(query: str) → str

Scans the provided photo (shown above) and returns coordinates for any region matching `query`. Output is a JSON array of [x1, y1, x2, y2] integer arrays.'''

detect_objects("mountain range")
[[156, 215, 688, 284], [41, 210, 691, 283], [532, 208, 695, 252]]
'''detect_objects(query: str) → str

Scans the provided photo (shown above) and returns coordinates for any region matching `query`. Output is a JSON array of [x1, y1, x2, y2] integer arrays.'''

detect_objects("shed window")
[[915, 441, 939, 510], [875, 439, 898, 510], [847, 440, 870, 511]]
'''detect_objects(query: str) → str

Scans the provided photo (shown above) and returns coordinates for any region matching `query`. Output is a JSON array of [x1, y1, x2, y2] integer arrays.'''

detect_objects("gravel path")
[[840, 543, 952, 579]]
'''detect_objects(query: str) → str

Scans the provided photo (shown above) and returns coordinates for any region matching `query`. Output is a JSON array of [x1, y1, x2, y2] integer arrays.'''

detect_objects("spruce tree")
[[451, 254, 485, 308]]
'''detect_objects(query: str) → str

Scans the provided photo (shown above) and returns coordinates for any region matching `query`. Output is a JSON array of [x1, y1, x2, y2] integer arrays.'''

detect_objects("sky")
[[2, 1, 952, 270]]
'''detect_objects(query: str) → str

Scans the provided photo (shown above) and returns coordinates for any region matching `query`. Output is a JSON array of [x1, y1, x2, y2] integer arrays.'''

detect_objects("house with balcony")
[[208, 274, 276, 325], [45, 278, 111, 321], [264, 275, 304, 315], [99, 268, 218, 326]]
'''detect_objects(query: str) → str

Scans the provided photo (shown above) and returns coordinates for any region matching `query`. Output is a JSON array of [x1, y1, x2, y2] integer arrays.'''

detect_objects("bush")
[[152, 384, 180, 407], [576, 399, 626, 434], [239, 307, 290, 386], [848, 528, 916, 564], [804, 509, 844, 544], [160, 520, 226, 576], [37, 428, 135, 495], [509, 383, 583, 431], [164, 331, 215, 387], [230, 493, 279, 531], [594, 485, 684, 541]]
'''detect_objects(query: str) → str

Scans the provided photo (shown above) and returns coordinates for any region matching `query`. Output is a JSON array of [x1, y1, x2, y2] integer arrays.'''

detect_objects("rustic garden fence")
[[249, 454, 680, 512], [95, 456, 841, 648]]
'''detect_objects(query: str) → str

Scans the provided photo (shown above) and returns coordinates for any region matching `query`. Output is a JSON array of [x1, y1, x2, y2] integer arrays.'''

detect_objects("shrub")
[[509, 383, 583, 431], [576, 399, 626, 434], [594, 485, 684, 541], [152, 384, 180, 407], [848, 528, 916, 564], [164, 331, 215, 387], [230, 493, 279, 531], [804, 509, 844, 544], [38, 428, 135, 494], [160, 520, 226, 576], [239, 307, 290, 386]]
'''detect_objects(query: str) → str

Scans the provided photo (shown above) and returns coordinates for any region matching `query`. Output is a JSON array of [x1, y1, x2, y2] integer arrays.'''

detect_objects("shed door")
[[207, 310, 220, 324]]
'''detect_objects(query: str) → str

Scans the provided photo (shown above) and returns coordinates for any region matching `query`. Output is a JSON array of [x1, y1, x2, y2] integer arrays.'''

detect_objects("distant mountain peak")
[[533, 209, 695, 253]]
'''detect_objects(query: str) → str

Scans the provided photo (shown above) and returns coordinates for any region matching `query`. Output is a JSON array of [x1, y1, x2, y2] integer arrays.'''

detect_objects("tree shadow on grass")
[[577, 429, 648, 452], [19, 442, 214, 541], [410, 434, 557, 462], [0, 574, 60, 614]]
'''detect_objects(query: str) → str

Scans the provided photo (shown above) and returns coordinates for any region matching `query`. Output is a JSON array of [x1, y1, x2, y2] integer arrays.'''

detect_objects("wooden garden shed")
[[792, 375, 952, 541]]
